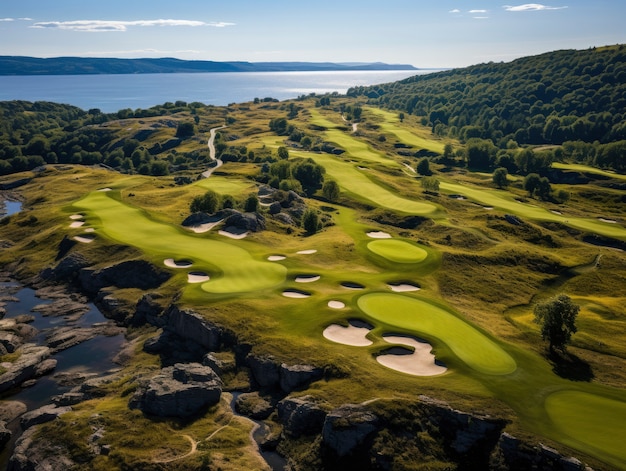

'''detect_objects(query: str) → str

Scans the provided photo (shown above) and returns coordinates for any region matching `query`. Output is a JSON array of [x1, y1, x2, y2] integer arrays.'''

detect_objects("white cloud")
[[469, 10, 488, 13], [449, 9, 461, 13], [31, 19, 235, 32], [0, 18, 15, 22], [503, 4, 568, 11], [473, 16, 490, 19], [18, 18, 33, 21]]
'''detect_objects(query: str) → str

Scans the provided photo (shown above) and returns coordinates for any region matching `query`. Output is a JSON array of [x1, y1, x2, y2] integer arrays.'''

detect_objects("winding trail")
[[201, 125, 227, 178]]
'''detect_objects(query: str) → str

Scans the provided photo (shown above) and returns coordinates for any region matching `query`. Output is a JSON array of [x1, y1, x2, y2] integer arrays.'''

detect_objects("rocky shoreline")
[[0, 252, 597, 470]]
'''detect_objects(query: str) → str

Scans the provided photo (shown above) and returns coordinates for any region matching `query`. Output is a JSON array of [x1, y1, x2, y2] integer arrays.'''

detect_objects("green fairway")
[[439, 181, 626, 240], [294, 151, 440, 216], [366, 107, 446, 154], [367, 239, 429, 263], [194, 175, 256, 195], [552, 162, 626, 182], [357, 293, 517, 375], [72, 191, 287, 294], [545, 390, 626, 468]]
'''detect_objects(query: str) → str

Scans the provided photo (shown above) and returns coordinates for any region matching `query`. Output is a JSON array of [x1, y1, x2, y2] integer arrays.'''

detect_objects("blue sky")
[[0, 1, 624, 68]]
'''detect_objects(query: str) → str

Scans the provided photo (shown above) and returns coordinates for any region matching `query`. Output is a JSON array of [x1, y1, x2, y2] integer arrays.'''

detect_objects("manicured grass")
[[545, 390, 626, 468], [439, 181, 626, 240], [367, 239, 429, 263], [294, 151, 441, 217], [552, 162, 626, 181], [72, 190, 287, 294], [357, 293, 517, 375], [366, 107, 446, 154], [194, 175, 256, 195]]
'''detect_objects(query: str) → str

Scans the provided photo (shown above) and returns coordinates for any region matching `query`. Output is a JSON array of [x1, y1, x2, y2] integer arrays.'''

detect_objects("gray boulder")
[[20, 404, 72, 430], [280, 363, 324, 393], [8, 426, 77, 471], [322, 404, 379, 458], [0, 344, 55, 393], [0, 401, 27, 423], [78, 260, 171, 294], [277, 395, 327, 438], [129, 363, 222, 418], [224, 211, 266, 232], [247, 355, 280, 389], [235, 392, 274, 420]]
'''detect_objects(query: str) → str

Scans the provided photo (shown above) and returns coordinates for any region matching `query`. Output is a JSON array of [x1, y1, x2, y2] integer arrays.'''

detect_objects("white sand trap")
[[69, 221, 85, 228], [295, 275, 320, 283], [98, 187, 112, 192], [268, 255, 286, 261], [323, 323, 373, 346], [189, 220, 223, 233], [188, 272, 210, 283], [376, 335, 447, 376], [551, 210, 562, 215], [84, 228, 95, 233], [297, 249, 317, 255], [219, 228, 249, 239], [341, 281, 365, 290], [74, 235, 95, 244], [328, 300, 345, 309], [484, 206, 494, 210], [599, 218, 618, 224], [367, 231, 392, 239], [282, 289, 311, 299], [388, 283, 420, 292], [164, 258, 193, 268], [69, 214, 83, 220]]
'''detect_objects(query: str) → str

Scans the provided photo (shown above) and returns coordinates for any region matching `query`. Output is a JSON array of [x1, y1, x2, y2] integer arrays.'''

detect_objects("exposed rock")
[[52, 392, 88, 406], [8, 426, 77, 471], [0, 331, 22, 354], [0, 401, 27, 422], [235, 392, 274, 420], [129, 363, 222, 418], [277, 395, 327, 438], [274, 212, 295, 226], [279, 363, 324, 393], [56, 235, 77, 261], [247, 355, 280, 390], [78, 260, 171, 294], [0, 344, 55, 393], [40, 252, 90, 282], [162, 305, 235, 352], [20, 404, 72, 430], [322, 404, 379, 458], [131, 293, 166, 327], [224, 211, 266, 232], [95, 291, 133, 323], [268, 202, 282, 215], [202, 352, 236, 375], [45, 327, 99, 352], [31, 297, 90, 320], [0, 421, 11, 450]]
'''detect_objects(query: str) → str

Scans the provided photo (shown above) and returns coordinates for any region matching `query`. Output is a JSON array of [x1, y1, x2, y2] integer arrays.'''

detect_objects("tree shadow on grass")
[[548, 350, 594, 382]]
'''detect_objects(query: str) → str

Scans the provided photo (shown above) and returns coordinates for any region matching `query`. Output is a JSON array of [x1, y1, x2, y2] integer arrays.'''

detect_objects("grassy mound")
[[367, 239, 429, 263]]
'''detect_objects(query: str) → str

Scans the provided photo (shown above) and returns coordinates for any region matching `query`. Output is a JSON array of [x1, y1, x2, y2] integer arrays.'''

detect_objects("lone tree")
[[492, 167, 509, 188], [302, 209, 319, 235], [416, 158, 432, 176], [190, 189, 220, 214], [533, 294, 580, 352], [322, 180, 340, 202], [421, 176, 440, 194]]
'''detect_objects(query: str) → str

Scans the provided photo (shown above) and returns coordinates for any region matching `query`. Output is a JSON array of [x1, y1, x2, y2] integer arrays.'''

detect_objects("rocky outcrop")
[[8, 426, 77, 471], [130, 293, 166, 327], [162, 305, 234, 351], [40, 252, 89, 282], [0, 344, 56, 393], [20, 404, 72, 431], [78, 260, 171, 294], [280, 363, 324, 393], [223, 211, 266, 232], [129, 363, 222, 418], [277, 395, 327, 438], [321, 404, 379, 458], [235, 392, 274, 420], [246, 354, 323, 393]]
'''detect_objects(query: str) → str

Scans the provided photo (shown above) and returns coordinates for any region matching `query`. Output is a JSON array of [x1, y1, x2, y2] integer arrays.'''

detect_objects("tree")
[[524, 173, 541, 196], [421, 176, 440, 193], [416, 158, 432, 176], [536, 176, 552, 200], [534, 294, 579, 352], [190, 189, 220, 214], [244, 194, 259, 212], [492, 167, 509, 188], [277, 146, 289, 160], [322, 180, 340, 201], [176, 122, 195, 138], [302, 209, 319, 234]]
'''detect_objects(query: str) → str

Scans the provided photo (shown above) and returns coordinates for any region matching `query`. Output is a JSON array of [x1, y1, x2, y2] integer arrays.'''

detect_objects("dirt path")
[[201, 125, 227, 178], [153, 434, 197, 464]]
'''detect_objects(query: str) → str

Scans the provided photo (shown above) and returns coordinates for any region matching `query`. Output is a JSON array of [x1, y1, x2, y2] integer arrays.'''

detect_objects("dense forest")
[[350, 45, 626, 172]]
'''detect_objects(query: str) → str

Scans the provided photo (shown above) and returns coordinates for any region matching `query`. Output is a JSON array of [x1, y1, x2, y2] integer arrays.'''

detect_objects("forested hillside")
[[350, 45, 626, 171]]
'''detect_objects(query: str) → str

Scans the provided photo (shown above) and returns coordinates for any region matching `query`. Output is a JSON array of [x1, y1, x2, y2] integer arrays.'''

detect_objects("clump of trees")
[[421, 176, 440, 193], [534, 294, 580, 352], [259, 158, 325, 196]]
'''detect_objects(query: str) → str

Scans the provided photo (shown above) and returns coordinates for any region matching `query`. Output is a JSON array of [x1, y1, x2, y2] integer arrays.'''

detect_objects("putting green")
[[440, 181, 626, 240], [72, 191, 287, 294], [545, 390, 626, 467], [367, 239, 428, 263], [357, 293, 517, 375]]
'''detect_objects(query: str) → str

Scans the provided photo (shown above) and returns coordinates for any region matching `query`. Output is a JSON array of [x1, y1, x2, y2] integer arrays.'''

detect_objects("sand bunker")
[[341, 281, 365, 290], [189, 220, 223, 233], [84, 228, 95, 233], [599, 217, 618, 224], [219, 227, 248, 239], [69, 221, 84, 228], [282, 289, 311, 299], [551, 210, 562, 215], [187, 272, 210, 283], [376, 335, 447, 376], [164, 258, 193, 268], [73, 235, 95, 244], [97, 187, 112, 192], [328, 300, 346, 309], [323, 321, 373, 346], [367, 231, 392, 239], [268, 255, 286, 261], [297, 249, 317, 255], [69, 214, 83, 220], [295, 275, 321, 283], [387, 282, 420, 292]]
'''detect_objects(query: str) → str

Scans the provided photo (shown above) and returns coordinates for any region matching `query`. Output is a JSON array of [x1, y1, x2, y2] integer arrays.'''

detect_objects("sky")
[[0, 1, 624, 68]]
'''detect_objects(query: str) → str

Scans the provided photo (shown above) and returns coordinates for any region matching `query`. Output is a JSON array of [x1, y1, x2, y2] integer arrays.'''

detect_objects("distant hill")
[[349, 45, 626, 147], [0, 56, 417, 75]]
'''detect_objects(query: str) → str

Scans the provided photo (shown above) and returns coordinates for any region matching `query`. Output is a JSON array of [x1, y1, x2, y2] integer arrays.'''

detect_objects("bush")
[[190, 190, 220, 213]]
